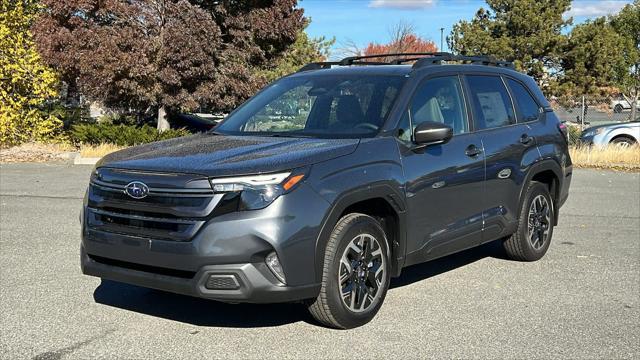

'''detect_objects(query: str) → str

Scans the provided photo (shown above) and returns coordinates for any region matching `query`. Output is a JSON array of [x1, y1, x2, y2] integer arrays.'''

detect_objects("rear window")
[[466, 75, 515, 130], [507, 79, 540, 123]]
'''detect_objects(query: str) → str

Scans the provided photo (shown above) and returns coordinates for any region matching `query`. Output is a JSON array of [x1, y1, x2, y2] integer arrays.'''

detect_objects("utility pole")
[[440, 27, 444, 52]]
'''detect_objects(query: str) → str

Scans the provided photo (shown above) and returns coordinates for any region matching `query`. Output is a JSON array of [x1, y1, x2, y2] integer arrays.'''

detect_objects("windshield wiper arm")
[[265, 133, 313, 138]]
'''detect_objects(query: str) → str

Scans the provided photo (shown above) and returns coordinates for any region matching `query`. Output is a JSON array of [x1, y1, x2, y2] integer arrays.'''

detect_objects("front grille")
[[86, 168, 220, 241], [91, 185, 211, 208], [88, 208, 203, 241]]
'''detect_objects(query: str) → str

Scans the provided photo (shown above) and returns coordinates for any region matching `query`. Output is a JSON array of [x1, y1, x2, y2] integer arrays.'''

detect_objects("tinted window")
[[217, 75, 406, 138], [407, 76, 468, 136], [466, 75, 515, 130], [507, 79, 540, 122]]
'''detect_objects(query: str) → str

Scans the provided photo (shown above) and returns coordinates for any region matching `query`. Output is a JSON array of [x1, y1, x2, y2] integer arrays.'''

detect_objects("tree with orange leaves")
[[362, 22, 438, 62]]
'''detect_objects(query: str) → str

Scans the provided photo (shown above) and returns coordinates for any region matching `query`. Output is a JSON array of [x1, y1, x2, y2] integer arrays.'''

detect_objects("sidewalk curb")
[[73, 155, 101, 165]]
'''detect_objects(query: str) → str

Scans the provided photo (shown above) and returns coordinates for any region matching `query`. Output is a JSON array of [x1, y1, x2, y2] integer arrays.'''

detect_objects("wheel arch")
[[313, 184, 407, 283], [520, 160, 563, 225], [609, 133, 638, 145]]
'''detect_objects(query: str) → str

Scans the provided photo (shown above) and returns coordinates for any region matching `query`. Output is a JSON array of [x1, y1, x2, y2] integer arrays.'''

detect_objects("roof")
[[293, 52, 517, 78], [289, 63, 526, 78]]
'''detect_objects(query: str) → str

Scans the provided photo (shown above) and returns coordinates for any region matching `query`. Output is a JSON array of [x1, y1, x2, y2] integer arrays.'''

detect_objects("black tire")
[[610, 136, 636, 148], [614, 104, 624, 114], [504, 181, 554, 262], [306, 213, 391, 329]]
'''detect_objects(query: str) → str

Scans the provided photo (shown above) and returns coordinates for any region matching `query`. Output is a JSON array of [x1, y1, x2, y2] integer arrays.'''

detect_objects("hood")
[[96, 133, 359, 177], [583, 121, 640, 134]]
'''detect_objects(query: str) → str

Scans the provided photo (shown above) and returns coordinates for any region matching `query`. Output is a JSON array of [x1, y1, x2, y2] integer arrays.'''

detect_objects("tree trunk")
[[624, 91, 639, 122], [631, 88, 639, 122], [157, 106, 170, 132]]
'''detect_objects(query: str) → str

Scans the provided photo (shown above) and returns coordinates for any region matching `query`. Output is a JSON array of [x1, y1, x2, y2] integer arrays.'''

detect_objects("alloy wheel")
[[338, 234, 386, 313], [527, 195, 551, 250]]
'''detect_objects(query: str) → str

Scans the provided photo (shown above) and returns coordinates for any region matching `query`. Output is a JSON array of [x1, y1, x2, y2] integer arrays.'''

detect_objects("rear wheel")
[[307, 213, 390, 329], [504, 181, 554, 261], [613, 104, 624, 113]]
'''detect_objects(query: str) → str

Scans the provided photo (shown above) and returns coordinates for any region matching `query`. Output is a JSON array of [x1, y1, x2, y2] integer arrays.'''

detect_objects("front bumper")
[[578, 135, 594, 145], [81, 246, 320, 303], [81, 181, 329, 303], [579, 133, 608, 147]]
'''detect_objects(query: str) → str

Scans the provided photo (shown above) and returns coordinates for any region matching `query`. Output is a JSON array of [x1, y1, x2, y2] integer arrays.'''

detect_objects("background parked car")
[[170, 113, 226, 132], [580, 120, 640, 147], [611, 98, 640, 113]]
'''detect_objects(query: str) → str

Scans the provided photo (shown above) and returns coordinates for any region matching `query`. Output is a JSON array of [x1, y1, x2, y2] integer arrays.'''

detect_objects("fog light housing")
[[265, 252, 286, 284], [205, 274, 240, 290]]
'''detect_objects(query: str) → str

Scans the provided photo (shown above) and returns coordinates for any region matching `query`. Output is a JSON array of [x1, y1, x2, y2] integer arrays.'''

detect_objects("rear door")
[[399, 75, 486, 265], [463, 74, 541, 243]]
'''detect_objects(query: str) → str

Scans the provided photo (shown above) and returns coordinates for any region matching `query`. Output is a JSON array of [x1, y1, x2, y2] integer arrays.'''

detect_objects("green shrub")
[[47, 104, 91, 128], [96, 114, 140, 126], [567, 125, 582, 146], [70, 123, 190, 146]]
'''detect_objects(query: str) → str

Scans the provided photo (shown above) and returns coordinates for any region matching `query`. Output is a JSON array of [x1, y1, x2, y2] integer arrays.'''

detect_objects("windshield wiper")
[[264, 133, 314, 138]]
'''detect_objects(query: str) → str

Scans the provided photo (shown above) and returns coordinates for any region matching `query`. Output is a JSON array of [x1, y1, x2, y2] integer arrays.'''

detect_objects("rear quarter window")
[[507, 78, 541, 122]]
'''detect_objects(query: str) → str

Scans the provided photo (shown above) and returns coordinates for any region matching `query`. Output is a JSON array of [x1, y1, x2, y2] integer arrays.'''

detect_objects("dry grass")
[[0, 142, 75, 163], [570, 145, 640, 171], [0, 142, 125, 163], [79, 143, 125, 158]]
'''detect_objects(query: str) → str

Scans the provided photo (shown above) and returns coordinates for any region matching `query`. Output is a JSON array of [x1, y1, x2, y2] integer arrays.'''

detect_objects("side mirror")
[[413, 121, 453, 146]]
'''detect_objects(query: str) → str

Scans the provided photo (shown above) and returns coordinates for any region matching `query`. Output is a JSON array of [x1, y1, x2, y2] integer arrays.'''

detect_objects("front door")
[[399, 75, 486, 266]]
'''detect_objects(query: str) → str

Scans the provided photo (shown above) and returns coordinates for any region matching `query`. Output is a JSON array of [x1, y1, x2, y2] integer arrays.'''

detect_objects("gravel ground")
[[0, 164, 638, 359]]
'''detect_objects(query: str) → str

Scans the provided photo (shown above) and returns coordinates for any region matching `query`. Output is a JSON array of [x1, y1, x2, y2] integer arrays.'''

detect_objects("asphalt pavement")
[[0, 164, 638, 359]]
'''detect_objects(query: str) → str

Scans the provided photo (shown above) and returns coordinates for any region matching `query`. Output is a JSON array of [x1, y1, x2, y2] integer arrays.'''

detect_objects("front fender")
[[603, 126, 640, 144], [312, 184, 407, 281], [307, 138, 406, 281]]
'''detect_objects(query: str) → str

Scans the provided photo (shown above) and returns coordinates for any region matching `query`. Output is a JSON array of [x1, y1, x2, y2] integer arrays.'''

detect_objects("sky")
[[300, 0, 633, 58]]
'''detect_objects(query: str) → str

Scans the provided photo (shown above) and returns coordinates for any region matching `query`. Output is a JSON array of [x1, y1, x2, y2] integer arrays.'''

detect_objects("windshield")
[[216, 74, 407, 138]]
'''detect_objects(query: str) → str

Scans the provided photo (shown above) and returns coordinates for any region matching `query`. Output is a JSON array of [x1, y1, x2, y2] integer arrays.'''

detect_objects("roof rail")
[[297, 61, 391, 72], [412, 54, 514, 69], [337, 52, 451, 65], [296, 52, 514, 72]]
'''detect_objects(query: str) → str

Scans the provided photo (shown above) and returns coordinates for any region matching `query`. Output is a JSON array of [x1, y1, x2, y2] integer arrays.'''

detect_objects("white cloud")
[[566, 0, 629, 17], [368, 0, 436, 10]]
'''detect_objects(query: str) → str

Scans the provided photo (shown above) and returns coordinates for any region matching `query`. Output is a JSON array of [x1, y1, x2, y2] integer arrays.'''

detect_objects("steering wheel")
[[354, 123, 379, 131]]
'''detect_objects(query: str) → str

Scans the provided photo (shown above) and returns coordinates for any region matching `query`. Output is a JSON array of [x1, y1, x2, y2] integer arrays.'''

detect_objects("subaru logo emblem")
[[124, 181, 149, 199]]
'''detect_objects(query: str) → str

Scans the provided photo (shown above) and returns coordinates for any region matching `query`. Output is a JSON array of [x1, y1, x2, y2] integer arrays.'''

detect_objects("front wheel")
[[610, 136, 636, 148], [504, 181, 554, 261], [307, 213, 390, 329]]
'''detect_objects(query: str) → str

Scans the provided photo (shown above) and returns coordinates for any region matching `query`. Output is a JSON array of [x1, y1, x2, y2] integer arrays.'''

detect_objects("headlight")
[[210, 171, 305, 210], [583, 128, 604, 137]]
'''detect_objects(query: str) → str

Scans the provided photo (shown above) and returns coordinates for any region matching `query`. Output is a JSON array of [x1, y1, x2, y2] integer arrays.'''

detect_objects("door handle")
[[520, 134, 534, 145], [465, 145, 482, 157]]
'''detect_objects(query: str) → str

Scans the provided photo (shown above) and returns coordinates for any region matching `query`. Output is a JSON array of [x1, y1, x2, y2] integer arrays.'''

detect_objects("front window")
[[216, 74, 406, 138], [397, 76, 468, 142]]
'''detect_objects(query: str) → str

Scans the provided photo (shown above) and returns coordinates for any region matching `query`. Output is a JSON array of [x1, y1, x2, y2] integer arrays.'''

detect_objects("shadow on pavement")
[[94, 240, 509, 327], [390, 239, 509, 289], [93, 280, 313, 328]]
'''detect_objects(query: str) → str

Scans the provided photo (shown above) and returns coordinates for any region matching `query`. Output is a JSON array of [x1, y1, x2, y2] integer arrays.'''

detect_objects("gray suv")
[[81, 53, 572, 329]]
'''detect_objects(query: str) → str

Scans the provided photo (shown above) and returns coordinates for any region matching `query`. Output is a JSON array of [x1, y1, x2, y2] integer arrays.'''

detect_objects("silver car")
[[580, 121, 640, 147]]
